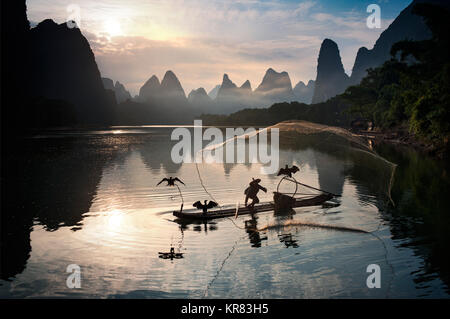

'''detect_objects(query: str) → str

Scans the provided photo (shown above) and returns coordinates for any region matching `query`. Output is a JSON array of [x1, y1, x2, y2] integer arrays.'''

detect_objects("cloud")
[[27, 0, 396, 95]]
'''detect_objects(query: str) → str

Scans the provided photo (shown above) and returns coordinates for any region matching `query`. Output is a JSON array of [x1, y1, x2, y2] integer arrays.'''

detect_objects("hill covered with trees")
[[203, 3, 450, 156]]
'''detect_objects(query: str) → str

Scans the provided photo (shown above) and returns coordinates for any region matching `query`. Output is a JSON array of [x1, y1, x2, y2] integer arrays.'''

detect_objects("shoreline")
[[8, 120, 448, 160], [269, 120, 448, 160], [354, 128, 448, 159]]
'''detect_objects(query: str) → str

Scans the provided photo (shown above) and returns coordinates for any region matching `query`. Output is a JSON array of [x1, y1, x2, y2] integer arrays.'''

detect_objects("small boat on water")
[[173, 192, 334, 220]]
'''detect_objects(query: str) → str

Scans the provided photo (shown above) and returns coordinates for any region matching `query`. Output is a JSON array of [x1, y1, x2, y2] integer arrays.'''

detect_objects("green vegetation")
[[203, 3, 449, 155], [201, 96, 350, 127], [343, 3, 450, 148]]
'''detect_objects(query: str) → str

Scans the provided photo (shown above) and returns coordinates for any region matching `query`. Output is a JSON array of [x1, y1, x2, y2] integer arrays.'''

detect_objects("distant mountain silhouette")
[[4, 0, 448, 127], [293, 80, 315, 104], [160, 70, 187, 102], [118, 70, 194, 124], [240, 80, 252, 92], [28, 19, 115, 124], [139, 75, 161, 102], [211, 69, 297, 114], [348, 0, 439, 85], [312, 39, 349, 104], [208, 85, 221, 99], [1, 1, 30, 132], [102, 78, 115, 91], [114, 81, 132, 103], [188, 88, 212, 111], [138, 71, 187, 104], [214, 74, 254, 113], [1, 1, 29, 108], [217, 74, 238, 97], [254, 68, 295, 104], [214, 74, 243, 114], [102, 77, 132, 103]]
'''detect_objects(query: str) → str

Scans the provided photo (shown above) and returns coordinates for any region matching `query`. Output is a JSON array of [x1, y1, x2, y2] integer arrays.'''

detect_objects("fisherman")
[[245, 178, 267, 209]]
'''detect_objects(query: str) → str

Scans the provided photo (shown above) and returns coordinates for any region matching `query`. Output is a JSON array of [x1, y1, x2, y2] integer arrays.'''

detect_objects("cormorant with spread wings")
[[277, 165, 299, 178], [193, 200, 218, 214], [156, 177, 185, 186]]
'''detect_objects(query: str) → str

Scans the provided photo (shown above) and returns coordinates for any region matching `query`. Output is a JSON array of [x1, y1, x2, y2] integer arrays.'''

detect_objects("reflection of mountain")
[[278, 143, 346, 195], [1, 137, 126, 280], [279, 131, 450, 290], [1, 214, 32, 281], [139, 136, 183, 174], [314, 152, 346, 196], [222, 163, 236, 176], [376, 143, 450, 290]]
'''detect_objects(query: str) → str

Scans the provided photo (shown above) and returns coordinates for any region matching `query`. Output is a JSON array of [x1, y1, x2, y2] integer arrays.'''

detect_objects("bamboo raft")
[[173, 192, 333, 220]]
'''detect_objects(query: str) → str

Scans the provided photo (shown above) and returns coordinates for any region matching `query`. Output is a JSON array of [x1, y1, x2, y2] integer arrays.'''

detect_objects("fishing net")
[[193, 120, 397, 298], [268, 120, 397, 206], [193, 119, 397, 209]]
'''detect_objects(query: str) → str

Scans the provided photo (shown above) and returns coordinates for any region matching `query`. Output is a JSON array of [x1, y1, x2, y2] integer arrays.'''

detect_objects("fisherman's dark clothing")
[[245, 180, 267, 207]]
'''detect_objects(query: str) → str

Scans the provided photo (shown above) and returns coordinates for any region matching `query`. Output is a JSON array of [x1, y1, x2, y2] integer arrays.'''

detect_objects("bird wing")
[[193, 201, 203, 209], [157, 178, 168, 186], [174, 177, 185, 185], [291, 165, 299, 173], [207, 201, 218, 209]]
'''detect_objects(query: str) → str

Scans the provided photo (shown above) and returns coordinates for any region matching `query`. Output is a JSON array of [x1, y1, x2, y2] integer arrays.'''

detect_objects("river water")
[[1, 126, 449, 298]]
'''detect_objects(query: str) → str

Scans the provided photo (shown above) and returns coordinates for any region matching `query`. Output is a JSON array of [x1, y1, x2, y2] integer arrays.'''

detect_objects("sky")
[[27, 0, 413, 96]]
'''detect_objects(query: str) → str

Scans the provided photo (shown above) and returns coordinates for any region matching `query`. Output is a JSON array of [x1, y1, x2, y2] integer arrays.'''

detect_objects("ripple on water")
[[3, 128, 448, 299]]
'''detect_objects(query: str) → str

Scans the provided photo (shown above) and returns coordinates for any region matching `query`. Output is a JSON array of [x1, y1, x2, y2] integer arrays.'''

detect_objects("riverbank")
[[269, 120, 448, 160], [354, 126, 449, 159]]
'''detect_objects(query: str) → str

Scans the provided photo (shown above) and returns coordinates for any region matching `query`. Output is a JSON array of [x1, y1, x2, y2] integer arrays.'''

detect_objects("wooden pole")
[[285, 178, 340, 197]]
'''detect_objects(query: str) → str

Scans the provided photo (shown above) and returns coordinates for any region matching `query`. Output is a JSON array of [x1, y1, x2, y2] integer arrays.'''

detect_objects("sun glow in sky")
[[103, 19, 123, 37], [27, 0, 413, 95]]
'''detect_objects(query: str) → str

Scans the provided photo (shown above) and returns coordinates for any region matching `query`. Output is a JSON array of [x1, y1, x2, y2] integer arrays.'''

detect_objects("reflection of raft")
[[173, 192, 333, 220], [158, 251, 184, 259]]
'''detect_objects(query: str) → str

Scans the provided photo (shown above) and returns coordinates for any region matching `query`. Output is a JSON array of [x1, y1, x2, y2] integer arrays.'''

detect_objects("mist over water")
[[1, 126, 449, 298]]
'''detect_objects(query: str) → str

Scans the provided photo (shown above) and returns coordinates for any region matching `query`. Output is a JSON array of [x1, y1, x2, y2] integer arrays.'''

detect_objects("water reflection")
[[278, 233, 299, 248], [244, 215, 267, 248], [1, 127, 449, 298], [2, 136, 129, 280]]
